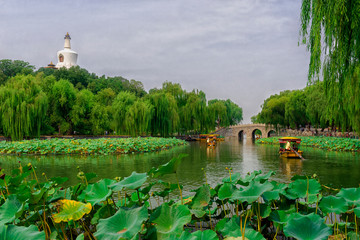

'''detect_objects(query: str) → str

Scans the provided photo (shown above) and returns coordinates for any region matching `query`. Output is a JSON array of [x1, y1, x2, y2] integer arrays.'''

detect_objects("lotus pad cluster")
[[257, 136, 360, 152], [0, 155, 359, 239], [0, 137, 187, 155]]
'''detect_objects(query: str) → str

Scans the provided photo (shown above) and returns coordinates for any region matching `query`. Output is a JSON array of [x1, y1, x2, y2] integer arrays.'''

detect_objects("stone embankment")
[[280, 128, 359, 138]]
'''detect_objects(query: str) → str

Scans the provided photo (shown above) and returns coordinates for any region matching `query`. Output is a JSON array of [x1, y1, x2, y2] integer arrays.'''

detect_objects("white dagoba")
[[55, 33, 78, 69]]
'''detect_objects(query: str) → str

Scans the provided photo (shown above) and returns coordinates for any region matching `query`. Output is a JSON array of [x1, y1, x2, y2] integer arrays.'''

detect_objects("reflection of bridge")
[[213, 124, 276, 140]]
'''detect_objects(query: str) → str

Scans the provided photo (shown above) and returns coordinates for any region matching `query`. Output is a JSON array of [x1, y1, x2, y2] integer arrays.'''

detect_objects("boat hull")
[[279, 150, 303, 158]]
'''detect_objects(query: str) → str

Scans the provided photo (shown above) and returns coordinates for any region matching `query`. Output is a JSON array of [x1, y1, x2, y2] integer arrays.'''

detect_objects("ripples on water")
[[0, 138, 359, 191]]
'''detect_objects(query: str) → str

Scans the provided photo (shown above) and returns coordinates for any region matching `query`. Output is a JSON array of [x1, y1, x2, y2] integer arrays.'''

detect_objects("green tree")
[[71, 89, 95, 134], [285, 90, 307, 128], [256, 91, 291, 127], [305, 81, 328, 128], [208, 100, 228, 128], [0, 75, 48, 140], [300, 0, 360, 131], [112, 91, 137, 134], [148, 91, 179, 136], [125, 99, 153, 136], [50, 80, 77, 134], [0, 59, 35, 81]]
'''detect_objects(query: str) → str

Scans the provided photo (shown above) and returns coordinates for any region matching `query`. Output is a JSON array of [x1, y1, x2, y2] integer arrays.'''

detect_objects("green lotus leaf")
[[269, 209, 296, 226], [254, 171, 275, 183], [319, 195, 348, 214], [94, 206, 148, 240], [218, 183, 237, 200], [0, 195, 25, 225], [283, 213, 331, 240], [190, 208, 206, 218], [347, 231, 360, 240], [337, 188, 360, 206], [0, 225, 45, 240], [78, 178, 115, 205], [191, 184, 210, 209], [48, 187, 71, 202], [149, 154, 188, 177], [244, 228, 265, 240], [215, 216, 251, 237], [231, 181, 273, 203], [352, 206, 360, 217], [222, 172, 241, 183], [223, 237, 248, 240], [110, 172, 148, 191], [153, 203, 192, 239], [262, 181, 286, 202], [179, 229, 218, 240], [285, 178, 321, 203], [53, 199, 92, 223]]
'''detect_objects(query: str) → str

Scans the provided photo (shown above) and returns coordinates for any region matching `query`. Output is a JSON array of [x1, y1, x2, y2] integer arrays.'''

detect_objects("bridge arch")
[[213, 124, 276, 140]]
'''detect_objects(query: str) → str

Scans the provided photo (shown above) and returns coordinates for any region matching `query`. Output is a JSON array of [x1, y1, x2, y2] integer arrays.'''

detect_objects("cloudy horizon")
[[0, 0, 310, 123]]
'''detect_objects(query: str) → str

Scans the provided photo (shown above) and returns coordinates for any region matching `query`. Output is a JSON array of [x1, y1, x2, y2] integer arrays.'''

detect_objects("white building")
[[55, 33, 78, 69]]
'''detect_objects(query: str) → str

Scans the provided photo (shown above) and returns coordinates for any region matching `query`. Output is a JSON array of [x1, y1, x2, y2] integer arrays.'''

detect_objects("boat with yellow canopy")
[[279, 137, 303, 158]]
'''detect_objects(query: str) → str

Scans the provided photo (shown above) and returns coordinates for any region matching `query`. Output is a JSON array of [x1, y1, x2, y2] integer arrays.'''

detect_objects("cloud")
[[0, 0, 309, 122]]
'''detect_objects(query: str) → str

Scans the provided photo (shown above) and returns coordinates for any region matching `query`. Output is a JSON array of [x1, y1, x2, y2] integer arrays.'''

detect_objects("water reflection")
[[0, 139, 359, 189]]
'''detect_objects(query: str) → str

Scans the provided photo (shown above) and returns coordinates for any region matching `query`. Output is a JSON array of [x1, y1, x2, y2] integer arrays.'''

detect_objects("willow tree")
[[70, 89, 95, 134], [300, 0, 360, 131], [50, 79, 77, 134], [0, 75, 48, 140], [148, 91, 179, 136], [125, 99, 154, 136], [112, 91, 137, 134]]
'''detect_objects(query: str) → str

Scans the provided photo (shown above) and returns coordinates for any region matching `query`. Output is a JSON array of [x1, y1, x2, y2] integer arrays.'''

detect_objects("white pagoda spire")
[[55, 32, 78, 69]]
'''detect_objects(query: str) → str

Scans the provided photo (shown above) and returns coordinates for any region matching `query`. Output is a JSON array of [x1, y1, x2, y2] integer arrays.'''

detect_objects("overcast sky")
[[0, 0, 309, 123]]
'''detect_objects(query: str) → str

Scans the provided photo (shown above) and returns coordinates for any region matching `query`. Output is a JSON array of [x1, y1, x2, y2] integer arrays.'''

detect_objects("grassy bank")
[[256, 136, 360, 152], [0, 155, 359, 239], [0, 137, 187, 155]]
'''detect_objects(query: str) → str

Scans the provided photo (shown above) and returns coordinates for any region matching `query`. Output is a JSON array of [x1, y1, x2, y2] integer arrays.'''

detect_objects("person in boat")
[[285, 141, 291, 150]]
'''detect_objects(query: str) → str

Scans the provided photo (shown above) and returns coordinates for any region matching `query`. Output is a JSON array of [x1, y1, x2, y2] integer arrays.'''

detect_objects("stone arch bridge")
[[213, 124, 276, 140]]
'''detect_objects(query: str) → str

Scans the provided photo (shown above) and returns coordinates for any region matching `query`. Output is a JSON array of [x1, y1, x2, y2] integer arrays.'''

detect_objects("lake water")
[[0, 138, 359, 191]]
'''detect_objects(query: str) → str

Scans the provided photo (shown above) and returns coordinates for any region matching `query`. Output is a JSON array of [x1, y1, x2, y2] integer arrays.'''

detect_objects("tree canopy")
[[0, 60, 243, 140], [300, 0, 360, 132]]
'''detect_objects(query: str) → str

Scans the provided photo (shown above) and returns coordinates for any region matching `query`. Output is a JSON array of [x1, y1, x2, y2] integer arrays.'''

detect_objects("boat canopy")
[[278, 137, 301, 144]]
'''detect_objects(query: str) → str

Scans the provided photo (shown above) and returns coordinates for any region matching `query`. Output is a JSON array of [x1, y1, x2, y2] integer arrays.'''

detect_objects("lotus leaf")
[[337, 188, 360, 206], [94, 206, 148, 240], [0, 195, 25, 225], [218, 182, 237, 200], [222, 172, 241, 183], [262, 181, 286, 202], [285, 178, 321, 203], [149, 154, 188, 177], [348, 231, 360, 240], [153, 203, 192, 239], [53, 199, 92, 223], [110, 172, 147, 191], [319, 196, 348, 214], [0, 224, 45, 240], [78, 178, 115, 205], [191, 184, 210, 209], [179, 229, 218, 240], [283, 213, 331, 240], [231, 181, 273, 203], [269, 209, 296, 226], [215, 216, 251, 237]]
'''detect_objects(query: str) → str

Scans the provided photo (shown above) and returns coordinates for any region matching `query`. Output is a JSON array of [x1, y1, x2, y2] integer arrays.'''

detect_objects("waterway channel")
[[0, 138, 359, 190]]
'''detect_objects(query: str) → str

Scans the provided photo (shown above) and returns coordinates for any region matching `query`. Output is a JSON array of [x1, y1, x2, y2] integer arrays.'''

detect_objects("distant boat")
[[279, 137, 303, 158], [207, 135, 217, 147]]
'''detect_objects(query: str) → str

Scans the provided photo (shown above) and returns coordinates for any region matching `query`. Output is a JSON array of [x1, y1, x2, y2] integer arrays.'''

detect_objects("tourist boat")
[[279, 137, 303, 158], [198, 134, 224, 142], [207, 135, 217, 147]]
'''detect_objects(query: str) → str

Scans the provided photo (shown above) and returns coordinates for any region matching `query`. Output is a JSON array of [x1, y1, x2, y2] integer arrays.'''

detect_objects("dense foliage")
[[257, 136, 360, 152], [0, 156, 359, 239], [0, 137, 186, 155], [252, 81, 332, 129], [0, 59, 243, 140], [300, 0, 360, 132]]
